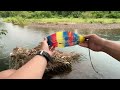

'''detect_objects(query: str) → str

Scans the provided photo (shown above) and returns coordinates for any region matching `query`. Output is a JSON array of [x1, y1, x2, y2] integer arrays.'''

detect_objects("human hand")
[[79, 34, 105, 52], [40, 37, 55, 56]]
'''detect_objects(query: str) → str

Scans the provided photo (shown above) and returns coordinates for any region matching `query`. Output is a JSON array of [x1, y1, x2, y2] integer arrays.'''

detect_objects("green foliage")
[[2, 11, 120, 25], [30, 11, 53, 18], [4, 17, 28, 26], [1, 11, 120, 19], [0, 11, 20, 17], [17, 11, 32, 18]]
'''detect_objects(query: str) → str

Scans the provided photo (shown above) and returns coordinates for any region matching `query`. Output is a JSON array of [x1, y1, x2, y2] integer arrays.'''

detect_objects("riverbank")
[[4, 17, 120, 24], [28, 23, 120, 30], [3, 17, 120, 30]]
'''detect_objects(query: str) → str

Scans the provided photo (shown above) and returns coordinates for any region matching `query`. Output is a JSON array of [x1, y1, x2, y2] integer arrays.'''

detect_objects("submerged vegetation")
[[0, 29, 8, 39], [1, 11, 120, 25], [0, 30, 8, 35]]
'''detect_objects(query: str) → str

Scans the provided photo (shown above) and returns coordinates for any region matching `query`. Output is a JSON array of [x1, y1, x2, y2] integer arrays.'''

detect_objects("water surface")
[[0, 21, 120, 79]]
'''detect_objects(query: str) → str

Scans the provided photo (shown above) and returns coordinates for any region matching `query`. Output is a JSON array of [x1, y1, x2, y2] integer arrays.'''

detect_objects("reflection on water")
[[0, 22, 120, 78]]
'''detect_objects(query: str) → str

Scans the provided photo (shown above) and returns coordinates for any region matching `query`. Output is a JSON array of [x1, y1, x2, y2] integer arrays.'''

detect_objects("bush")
[[31, 11, 52, 18], [1, 11, 120, 19], [18, 11, 33, 18], [70, 11, 81, 18], [4, 17, 28, 26], [105, 12, 120, 18]]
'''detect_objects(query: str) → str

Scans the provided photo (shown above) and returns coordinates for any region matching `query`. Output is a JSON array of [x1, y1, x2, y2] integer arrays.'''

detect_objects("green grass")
[[4, 17, 120, 26], [3, 17, 29, 26]]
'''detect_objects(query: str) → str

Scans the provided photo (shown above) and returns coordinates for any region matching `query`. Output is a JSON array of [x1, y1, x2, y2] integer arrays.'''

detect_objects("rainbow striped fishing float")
[[47, 31, 85, 48]]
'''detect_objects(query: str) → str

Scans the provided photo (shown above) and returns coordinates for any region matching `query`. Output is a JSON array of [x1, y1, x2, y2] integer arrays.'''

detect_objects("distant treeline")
[[1, 11, 120, 18]]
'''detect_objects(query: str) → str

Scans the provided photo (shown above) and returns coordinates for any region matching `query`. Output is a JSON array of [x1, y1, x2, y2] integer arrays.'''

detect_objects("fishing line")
[[87, 39, 103, 77], [88, 47, 99, 74]]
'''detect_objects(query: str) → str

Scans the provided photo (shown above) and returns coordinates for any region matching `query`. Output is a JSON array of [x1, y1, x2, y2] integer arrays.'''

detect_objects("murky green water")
[[0, 21, 120, 79]]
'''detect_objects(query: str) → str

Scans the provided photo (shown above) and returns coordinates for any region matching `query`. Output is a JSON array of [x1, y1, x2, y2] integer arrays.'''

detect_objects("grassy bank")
[[3, 17, 120, 26]]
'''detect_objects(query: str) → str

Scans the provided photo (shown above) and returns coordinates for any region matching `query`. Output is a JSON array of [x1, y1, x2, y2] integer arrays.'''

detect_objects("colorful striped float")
[[47, 31, 85, 47]]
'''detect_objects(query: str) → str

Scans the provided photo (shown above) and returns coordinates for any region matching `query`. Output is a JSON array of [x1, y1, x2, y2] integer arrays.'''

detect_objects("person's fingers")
[[44, 37, 47, 42], [49, 46, 52, 50], [40, 41, 43, 46], [43, 37, 49, 47], [51, 46, 55, 51], [50, 46, 54, 50], [84, 34, 96, 39], [79, 43, 88, 48], [50, 46, 56, 51], [52, 50, 56, 54]]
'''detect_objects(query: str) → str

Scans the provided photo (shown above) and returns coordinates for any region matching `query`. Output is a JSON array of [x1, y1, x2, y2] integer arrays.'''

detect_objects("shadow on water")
[[1, 21, 120, 78]]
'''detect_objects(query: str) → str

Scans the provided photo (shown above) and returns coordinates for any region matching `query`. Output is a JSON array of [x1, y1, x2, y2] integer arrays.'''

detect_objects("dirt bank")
[[28, 23, 120, 30]]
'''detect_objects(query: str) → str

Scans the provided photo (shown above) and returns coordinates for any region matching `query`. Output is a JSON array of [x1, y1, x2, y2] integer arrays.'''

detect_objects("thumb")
[[43, 37, 48, 42]]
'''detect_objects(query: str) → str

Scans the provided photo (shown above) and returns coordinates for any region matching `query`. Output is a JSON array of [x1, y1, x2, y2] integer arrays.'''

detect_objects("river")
[[0, 21, 120, 79]]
